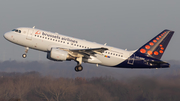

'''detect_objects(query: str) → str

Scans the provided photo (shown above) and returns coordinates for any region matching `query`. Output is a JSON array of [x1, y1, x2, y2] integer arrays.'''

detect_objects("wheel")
[[75, 66, 78, 72], [22, 54, 27, 58], [74, 65, 83, 72], [78, 65, 83, 71]]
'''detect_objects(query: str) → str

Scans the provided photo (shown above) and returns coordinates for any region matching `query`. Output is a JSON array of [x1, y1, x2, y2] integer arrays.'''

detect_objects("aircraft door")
[[127, 54, 135, 65], [26, 29, 33, 40]]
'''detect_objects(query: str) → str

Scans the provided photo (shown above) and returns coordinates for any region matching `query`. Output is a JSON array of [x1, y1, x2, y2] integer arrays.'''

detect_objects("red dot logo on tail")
[[159, 50, 164, 54], [149, 42, 154, 46], [140, 49, 146, 53], [145, 45, 150, 49], [147, 51, 153, 55], [154, 51, 159, 55], [153, 40, 157, 43]]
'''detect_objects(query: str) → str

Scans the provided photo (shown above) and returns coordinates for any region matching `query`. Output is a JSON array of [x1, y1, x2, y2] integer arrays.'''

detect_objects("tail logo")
[[139, 31, 167, 56]]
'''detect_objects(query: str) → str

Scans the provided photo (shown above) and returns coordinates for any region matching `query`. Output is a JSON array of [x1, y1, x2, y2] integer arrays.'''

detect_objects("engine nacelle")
[[47, 48, 68, 61]]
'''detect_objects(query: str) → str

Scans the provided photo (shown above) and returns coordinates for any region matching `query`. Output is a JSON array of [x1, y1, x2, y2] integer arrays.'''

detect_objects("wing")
[[59, 47, 108, 58]]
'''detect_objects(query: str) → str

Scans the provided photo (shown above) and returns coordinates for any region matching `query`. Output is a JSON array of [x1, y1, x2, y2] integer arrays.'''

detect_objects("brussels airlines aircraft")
[[4, 27, 174, 72]]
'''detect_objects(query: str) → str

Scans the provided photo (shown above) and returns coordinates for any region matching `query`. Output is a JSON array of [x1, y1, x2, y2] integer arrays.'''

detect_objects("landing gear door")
[[26, 29, 33, 40], [127, 54, 135, 65]]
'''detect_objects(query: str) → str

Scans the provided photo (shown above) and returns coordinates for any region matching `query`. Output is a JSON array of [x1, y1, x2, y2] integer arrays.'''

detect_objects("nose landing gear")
[[22, 47, 29, 58]]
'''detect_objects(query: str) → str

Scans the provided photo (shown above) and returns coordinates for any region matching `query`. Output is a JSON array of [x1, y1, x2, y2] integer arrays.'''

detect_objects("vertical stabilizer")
[[135, 29, 174, 59]]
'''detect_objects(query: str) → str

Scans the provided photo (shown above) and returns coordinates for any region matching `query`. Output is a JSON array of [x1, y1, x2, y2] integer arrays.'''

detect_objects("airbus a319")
[[4, 27, 174, 72]]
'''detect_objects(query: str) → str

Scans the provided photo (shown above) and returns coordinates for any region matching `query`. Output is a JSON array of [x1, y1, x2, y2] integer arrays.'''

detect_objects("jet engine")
[[47, 48, 72, 61]]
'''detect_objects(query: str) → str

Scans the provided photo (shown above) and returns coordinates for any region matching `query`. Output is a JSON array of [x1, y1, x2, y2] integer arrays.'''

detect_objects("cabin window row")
[[34, 35, 90, 49], [104, 51, 123, 57]]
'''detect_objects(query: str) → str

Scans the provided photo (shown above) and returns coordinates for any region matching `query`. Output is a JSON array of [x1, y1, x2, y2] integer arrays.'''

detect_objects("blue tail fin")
[[135, 29, 174, 59]]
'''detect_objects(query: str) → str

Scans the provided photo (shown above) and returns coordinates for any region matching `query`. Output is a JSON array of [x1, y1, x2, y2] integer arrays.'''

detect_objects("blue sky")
[[0, 0, 179, 61]]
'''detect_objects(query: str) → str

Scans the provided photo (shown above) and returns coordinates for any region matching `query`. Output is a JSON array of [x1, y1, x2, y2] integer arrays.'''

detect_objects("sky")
[[0, 0, 179, 61]]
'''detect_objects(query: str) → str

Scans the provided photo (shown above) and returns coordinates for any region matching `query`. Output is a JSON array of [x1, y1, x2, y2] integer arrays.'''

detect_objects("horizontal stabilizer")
[[146, 60, 168, 64]]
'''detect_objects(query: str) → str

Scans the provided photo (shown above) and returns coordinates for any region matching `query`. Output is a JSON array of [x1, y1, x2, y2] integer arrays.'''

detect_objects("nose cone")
[[4, 33, 7, 39], [4, 32, 11, 41]]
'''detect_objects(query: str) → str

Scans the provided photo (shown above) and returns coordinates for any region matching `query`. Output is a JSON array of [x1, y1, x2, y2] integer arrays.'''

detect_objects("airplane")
[[4, 27, 174, 72]]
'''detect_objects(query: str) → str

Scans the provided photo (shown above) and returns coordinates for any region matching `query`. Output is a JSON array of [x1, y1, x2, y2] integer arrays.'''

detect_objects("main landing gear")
[[22, 47, 29, 58], [74, 57, 83, 72], [75, 65, 83, 72]]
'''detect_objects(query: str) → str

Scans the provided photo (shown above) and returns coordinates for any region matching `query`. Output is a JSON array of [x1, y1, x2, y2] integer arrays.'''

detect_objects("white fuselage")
[[4, 27, 133, 67]]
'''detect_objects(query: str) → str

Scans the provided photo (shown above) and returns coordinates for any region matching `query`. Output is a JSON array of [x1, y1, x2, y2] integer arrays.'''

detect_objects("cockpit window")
[[12, 29, 16, 31], [15, 30, 18, 32], [12, 29, 22, 33]]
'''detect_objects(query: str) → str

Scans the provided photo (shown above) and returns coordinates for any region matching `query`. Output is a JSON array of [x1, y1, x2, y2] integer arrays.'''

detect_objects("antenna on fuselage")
[[33, 26, 35, 29]]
